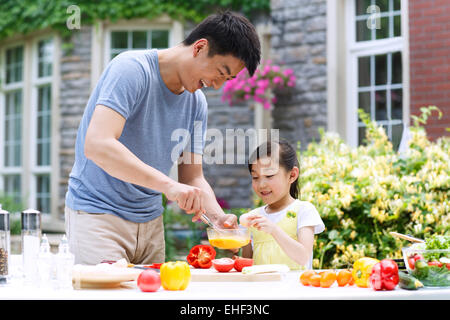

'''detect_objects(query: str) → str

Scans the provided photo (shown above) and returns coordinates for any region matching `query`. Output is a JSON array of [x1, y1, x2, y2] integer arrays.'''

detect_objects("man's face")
[[182, 39, 245, 93]]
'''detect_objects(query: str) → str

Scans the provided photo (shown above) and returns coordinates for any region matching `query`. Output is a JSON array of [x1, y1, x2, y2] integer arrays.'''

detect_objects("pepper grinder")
[[0, 205, 10, 284], [21, 208, 41, 285]]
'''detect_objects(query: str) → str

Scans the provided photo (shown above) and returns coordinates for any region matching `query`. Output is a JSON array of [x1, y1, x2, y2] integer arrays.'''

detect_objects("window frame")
[[346, 0, 408, 147], [0, 32, 60, 228], [90, 17, 183, 91], [0, 42, 26, 202], [103, 21, 175, 68], [29, 35, 55, 213], [326, 0, 410, 148]]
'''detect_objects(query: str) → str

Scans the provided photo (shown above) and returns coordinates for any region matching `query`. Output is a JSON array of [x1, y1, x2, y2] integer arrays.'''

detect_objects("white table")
[[1, 255, 449, 300]]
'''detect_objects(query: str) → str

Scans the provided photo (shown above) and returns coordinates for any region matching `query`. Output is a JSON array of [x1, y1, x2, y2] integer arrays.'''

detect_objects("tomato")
[[186, 245, 216, 269], [309, 274, 321, 287], [300, 270, 315, 286], [428, 261, 443, 267], [137, 270, 161, 292], [320, 271, 336, 288], [414, 254, 424, 261], [337, 269, 352, 287], [446, 263, 450, 270], [348, 271, 355, 286], [233, 257, 253, 272], [212, 258, 235, 272], [408, 257, 416, 270], [408, 254, 425, 270]]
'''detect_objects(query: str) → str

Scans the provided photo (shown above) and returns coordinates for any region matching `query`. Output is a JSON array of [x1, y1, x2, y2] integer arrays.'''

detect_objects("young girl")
[[240, 140, 325, 270]]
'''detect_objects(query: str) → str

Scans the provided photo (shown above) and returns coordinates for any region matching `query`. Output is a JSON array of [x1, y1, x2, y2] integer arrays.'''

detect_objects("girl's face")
[[250, 156, 299, 207]]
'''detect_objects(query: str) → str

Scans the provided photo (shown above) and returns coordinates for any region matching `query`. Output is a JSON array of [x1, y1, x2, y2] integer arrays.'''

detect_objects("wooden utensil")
[[389, 231, 425, 243], [190, 270, 282, 282]]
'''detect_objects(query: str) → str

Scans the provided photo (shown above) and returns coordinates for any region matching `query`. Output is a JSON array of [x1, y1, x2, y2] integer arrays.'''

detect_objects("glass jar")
[[21, 208, 41, 284], [0, 205, 10, 284]]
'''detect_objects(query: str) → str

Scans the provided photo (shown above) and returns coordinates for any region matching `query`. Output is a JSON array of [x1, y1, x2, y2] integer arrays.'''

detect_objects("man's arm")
[[178, 151, 237, 228], [84, 105, 205, 214]]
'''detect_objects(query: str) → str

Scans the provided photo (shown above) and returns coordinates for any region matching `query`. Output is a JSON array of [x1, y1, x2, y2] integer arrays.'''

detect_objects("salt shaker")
[[21, 208, 41, 285], [0, 205, 10, 284], [37, 234, 54, 287], [56, 234, 74, 290]]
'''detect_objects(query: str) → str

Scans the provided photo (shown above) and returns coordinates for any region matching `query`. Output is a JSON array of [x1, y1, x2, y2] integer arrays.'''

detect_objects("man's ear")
[[193, 38, 209, 57]]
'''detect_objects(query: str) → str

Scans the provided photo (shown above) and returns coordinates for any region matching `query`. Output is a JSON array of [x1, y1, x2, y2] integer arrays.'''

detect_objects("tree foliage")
[[0, 0, 270, 40]]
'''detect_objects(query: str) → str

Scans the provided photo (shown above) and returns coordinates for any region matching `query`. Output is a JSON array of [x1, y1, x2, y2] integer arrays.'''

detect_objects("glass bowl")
[[402, 244, 450, 287], [207, 227, 251, 249]]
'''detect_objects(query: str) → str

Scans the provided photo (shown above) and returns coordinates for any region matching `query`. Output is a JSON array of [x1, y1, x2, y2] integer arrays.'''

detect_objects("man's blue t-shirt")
[[65, 49, 208, 223]]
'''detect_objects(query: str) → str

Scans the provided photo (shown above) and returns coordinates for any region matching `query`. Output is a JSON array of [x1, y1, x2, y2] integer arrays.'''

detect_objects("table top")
[[1, 256, 449, 300]]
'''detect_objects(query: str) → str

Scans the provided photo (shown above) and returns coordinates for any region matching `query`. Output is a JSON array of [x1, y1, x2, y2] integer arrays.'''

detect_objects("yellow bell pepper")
[[160, 261, 191, 291], [352, 257, 380, 288]]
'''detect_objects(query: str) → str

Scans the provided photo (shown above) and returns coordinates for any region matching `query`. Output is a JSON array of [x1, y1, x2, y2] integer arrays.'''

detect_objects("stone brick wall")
[[270, 0, 328, 149], [201, 89, 255, 210], [58, 27, 92, 217]]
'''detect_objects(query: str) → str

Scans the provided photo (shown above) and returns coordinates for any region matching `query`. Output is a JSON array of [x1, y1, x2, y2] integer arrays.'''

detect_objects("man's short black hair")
[[183, 11, 261, 76]]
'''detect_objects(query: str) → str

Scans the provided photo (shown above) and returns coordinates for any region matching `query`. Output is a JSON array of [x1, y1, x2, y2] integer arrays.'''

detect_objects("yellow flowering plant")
[[300, 107, 449, 269]]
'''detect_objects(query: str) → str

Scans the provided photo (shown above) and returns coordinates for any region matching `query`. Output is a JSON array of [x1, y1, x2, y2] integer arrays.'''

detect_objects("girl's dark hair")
[[248, 140, 300, 199], [183, 11, 261, 76]]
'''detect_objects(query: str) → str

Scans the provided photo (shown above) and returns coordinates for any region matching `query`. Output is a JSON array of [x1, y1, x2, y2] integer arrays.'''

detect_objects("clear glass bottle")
[[37, 234, 54, 288], [56, 234, 74, 290], [21, 208, 41, 285], [0, 205, 10, 285]]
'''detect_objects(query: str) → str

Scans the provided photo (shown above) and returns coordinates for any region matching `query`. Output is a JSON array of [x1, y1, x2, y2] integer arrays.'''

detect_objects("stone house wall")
[[58, 27, 92, 217], [270, 0, 327, 149]]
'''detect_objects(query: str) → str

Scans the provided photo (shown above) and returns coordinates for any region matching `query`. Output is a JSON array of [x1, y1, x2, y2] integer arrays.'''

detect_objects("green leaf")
[[328, 230, 338, 240]]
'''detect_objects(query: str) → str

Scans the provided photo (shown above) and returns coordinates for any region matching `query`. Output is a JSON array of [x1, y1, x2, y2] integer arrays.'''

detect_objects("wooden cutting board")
[[190, 269, 282, 282]]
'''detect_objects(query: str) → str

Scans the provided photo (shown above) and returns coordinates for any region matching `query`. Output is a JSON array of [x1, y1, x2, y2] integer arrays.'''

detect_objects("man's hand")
[[216, 213, 238, 229], [164, 181, 206, 215]]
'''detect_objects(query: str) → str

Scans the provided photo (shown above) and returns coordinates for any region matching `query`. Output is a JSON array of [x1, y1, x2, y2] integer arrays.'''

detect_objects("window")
[[347, 0, 406, 149], [109, 29, 169, 60], [32, 38, 53, 213], [0, 38, 54, 214], [355, 0, 401, 41], [1, 45, 24, 205]]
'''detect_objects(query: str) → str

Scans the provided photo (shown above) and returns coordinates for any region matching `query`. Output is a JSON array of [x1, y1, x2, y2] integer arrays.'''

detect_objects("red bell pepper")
[[369, 259, 399, 291], [186, 245, 216, 269]]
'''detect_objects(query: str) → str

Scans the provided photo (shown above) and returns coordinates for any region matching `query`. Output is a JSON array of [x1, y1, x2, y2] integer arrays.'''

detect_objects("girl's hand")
[[250, 216, 277, 235]]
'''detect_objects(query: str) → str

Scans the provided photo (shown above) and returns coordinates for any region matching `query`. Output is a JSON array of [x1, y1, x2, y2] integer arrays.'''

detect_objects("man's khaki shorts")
[[65, 206, 165, 265]]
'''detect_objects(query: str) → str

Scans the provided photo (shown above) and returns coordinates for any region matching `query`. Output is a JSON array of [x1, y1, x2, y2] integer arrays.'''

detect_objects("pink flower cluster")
[[222, 61, 296, 109]]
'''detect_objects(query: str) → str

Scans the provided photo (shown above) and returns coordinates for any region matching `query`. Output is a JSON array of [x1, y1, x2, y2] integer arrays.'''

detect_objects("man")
[[64, 11, 261, 265]]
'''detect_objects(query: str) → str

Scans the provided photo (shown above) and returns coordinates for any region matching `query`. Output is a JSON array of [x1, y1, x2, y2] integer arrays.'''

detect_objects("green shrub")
[[0, 194, 25, 235], [298, 107, 449, 268]]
